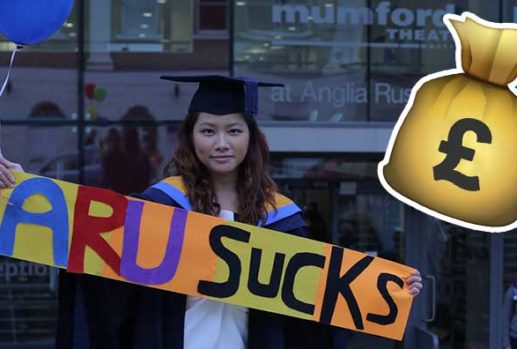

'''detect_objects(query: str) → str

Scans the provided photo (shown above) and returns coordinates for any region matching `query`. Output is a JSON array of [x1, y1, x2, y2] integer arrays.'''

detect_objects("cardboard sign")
[[0, 172, 414, 340]]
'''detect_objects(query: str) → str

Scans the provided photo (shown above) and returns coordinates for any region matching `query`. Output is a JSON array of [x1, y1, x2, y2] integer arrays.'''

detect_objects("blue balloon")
[[0, 0, 74, 45]]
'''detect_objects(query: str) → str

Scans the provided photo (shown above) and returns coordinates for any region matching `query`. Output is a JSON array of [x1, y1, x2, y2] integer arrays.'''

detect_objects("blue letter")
[[0, 178, 69, 267]]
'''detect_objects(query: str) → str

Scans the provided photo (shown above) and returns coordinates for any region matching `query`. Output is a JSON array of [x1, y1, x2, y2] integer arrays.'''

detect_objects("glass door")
[[404, 209, 490, 349]]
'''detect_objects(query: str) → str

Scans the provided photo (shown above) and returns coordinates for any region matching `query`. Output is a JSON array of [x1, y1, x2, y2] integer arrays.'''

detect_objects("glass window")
[[234, 0, 500, 122], [95, 0, 194, 53], [423, 223, 490, 349], [504, 0, 517, 21], [1, 125, 78, 178], [0, 125, 77, 347], [197, 0, 228, 32], [82, 124, 181, 191], [503, 231, 517, 349], [0, 257, 58, 346], [115, 0, 163, 40]]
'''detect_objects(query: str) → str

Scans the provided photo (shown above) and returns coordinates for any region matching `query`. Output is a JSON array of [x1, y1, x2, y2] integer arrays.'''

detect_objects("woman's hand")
[[406, 270, 423, 296], [0, 151, 23, 189]]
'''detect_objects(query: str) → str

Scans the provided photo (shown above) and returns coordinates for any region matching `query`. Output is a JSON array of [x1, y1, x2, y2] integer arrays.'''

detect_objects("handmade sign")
[[0, 171, 415, 340]]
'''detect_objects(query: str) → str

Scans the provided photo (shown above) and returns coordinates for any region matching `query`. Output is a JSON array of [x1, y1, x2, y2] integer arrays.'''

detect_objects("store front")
[[0, 0, 516, 348]]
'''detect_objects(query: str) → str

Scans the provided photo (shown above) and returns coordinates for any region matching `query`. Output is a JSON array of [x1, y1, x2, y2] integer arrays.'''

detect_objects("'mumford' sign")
[[273, 2, 455, 27], [272, 2, 456, 44]]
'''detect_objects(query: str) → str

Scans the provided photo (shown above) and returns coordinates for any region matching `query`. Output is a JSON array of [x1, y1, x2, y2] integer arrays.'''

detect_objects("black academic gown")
[[55, 178, 327, 349]]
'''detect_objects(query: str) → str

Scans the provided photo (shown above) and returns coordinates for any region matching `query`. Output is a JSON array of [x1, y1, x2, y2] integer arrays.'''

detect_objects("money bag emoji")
[[379, 12, 517, 232]]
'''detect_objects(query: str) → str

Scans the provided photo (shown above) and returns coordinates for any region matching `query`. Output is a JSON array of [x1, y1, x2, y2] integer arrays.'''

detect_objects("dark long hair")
[[164, 112, 277, 225]]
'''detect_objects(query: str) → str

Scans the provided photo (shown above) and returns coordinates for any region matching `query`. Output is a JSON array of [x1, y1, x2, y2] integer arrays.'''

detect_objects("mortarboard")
[[160, 75, 283, 118]]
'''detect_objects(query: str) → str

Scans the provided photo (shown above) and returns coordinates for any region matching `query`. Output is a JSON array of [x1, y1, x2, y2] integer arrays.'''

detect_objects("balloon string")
[[0, 44, 21, 140], [0, 44, 21, 100], [0, 44, 22, 206]]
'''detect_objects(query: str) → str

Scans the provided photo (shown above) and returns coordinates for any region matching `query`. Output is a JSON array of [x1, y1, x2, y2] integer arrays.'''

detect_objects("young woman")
[[0, 75, 422, 349]]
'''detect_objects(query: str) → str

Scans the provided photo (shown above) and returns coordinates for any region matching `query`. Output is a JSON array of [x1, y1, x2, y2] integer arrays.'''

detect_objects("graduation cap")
[[160, 75, 283, 118]]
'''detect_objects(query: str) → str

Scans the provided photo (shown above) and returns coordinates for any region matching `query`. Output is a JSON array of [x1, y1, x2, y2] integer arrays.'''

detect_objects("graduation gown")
[[55, 177, 323, 349]]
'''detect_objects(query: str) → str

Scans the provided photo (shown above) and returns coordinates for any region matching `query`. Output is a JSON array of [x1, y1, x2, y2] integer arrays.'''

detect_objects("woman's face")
[[192, 112, 250, 177]]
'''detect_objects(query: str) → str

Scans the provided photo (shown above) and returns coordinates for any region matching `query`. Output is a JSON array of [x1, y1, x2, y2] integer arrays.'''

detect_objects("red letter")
[[68, 186, 128, 274]]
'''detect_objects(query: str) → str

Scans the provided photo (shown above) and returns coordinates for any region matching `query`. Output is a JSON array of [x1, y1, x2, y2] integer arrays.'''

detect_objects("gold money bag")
[[380, 13, 517, 230]]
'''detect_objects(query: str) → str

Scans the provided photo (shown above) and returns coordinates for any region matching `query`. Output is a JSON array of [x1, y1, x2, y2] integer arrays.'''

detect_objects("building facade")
[[0, 1, 516, 348]]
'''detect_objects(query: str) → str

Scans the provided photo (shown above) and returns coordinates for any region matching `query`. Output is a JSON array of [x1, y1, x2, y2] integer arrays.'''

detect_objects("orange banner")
[[0, 171, 414, 340]]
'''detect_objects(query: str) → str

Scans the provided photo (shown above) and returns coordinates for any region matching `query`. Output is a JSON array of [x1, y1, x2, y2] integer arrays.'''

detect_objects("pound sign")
[[433, 118, 492, 191]]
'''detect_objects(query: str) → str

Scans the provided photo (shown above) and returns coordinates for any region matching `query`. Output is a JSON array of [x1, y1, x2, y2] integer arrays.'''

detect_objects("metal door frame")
[[404, 207, 504, 349]]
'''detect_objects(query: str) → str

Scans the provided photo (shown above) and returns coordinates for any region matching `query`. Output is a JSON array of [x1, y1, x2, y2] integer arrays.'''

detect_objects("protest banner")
[[0, 171, 414, 340]]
